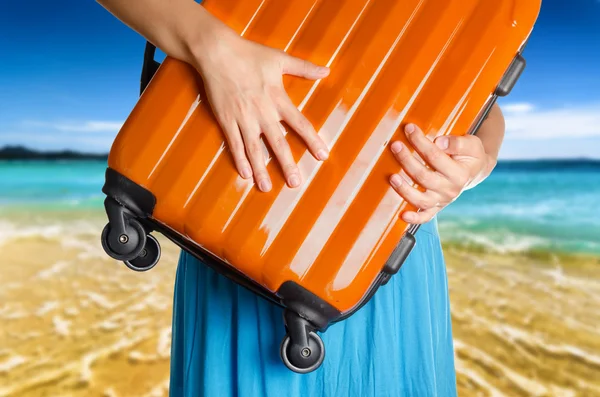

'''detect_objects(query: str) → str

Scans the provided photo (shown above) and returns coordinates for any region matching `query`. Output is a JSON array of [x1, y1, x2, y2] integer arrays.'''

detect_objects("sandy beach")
[[1, 212, 599, 397], [0, 214, 179, 397]]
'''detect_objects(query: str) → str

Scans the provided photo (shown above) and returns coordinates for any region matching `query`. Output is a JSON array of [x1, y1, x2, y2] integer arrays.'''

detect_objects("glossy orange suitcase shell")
[[101, 0, 541, 373]]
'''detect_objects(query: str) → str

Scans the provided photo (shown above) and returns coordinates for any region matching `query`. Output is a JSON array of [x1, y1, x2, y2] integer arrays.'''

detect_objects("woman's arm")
[[388, 103, 506, 224], [466, 102, 505, 189], [96, 0, 229, 68], [477, 103, 506, 159], [96, 0, 331, 192]]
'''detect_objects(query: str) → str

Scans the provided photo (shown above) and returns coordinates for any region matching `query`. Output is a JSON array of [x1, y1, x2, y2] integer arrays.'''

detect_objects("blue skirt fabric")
[[169, 218, 457, 397]]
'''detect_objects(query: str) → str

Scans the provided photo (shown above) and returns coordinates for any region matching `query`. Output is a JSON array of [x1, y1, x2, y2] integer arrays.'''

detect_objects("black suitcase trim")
[[100, 167, 346, 372]]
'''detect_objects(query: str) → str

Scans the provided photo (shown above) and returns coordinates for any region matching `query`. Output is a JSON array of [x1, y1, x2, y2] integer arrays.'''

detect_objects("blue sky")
[[0, 0, 599, 159]]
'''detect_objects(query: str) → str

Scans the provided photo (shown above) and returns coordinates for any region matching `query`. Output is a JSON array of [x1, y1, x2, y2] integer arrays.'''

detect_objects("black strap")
[[140, 41, 161, 96]]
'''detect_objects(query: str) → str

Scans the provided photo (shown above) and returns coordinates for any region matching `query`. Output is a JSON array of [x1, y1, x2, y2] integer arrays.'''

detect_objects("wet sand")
[[0, 225, 178, 397], [1, 215, 599, 396], [446, 245, 600, 396]]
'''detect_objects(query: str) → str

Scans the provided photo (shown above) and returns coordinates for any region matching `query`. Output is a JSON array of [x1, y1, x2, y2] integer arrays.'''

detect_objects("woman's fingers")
[[389, 174, 445, 211], [201, 43, 333, 191], [403, 123, 460, 179], [436, 134, 484, 157], [263, 120, 301, 188], [216, 113, 253, 179], [390, 141, 446, 191], [238, 120, 271, 192], [278, 96, 329, 161], [281, 53, 330, 80], [401, 208, 439, 224]]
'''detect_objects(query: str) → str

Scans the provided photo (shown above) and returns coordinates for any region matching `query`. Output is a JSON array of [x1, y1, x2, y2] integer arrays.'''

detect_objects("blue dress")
[[169, 217, 457, 396]]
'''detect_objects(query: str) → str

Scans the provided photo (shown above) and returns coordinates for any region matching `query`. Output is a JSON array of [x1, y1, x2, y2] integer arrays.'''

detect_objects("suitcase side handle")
[[467, 53, 527, 136], [140, 41, 161, 96]]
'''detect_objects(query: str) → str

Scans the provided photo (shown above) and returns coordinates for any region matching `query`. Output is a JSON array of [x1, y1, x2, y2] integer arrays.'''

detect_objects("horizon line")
[[1, 145, 599, 162]]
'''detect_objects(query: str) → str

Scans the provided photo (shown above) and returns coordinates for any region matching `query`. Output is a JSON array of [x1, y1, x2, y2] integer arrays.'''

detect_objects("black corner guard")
[[278, 282, 342, 332], [102, 168, 156, 218]]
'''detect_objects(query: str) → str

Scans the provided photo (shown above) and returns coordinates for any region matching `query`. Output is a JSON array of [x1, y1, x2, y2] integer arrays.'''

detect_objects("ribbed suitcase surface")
[[107, 0, 540, 314]]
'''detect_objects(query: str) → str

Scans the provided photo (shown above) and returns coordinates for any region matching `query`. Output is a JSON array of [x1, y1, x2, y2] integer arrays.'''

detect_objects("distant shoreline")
[[1, 146, 599, 168], [0, 146, 108, 161], [494, 158, 600, 171]]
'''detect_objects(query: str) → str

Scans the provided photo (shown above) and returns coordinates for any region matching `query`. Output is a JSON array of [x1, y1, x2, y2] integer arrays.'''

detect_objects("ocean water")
[[0, 159, 598, 255], [439, 161, 600, 254], [0, 161, 106, 209], [1, 160, 600, 397]]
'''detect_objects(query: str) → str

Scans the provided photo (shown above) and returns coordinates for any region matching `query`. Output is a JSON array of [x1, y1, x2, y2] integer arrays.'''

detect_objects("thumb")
[[435, 135, 480, 157], [281, 54, 330, 80]]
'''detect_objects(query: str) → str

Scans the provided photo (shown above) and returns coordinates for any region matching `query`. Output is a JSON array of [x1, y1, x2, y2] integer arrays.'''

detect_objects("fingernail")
[[390, 174, 403, 188], [288, 174, 300, 188], [390, 141, 404, 154], [436, 136, 449, 150], [317, 149, 329, 161], [240, 167, 252, 179], [318, 66, 330, 75], [402, 212, 415, 223], [258, 179, 272, 192], [405, 124, 415, 135]]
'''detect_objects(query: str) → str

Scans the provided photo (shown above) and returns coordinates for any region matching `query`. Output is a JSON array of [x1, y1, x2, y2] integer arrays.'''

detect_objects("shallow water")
[[2, 159, 599, 254], [438, 161, 600, 255], [0, 217, 179, 397], [1, 213, 599, 396], [1, 160, 600, 395]]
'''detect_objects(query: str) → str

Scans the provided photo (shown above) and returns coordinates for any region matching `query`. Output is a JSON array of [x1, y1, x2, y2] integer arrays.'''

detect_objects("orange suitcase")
[[100, 0, 541, 373]]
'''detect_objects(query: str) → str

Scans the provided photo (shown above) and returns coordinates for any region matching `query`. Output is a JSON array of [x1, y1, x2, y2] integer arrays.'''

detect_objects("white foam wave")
[[454, 339, 550, 396], [0, 218, 102, 248], [98, 320, 120, 332], [103, 387, 119, 397], [454, 355, 505, 397], [157, 327, 171, 358], [62, 239, 107, 260], [64, 307, 79, 317], [36, 262, 70, 280], [456, 308, 600, 371], [128, 351, 157, 363], [80, 291, 117, 310], [36, 301, 59, 316], [3, 310, 28, 320], [543, 266, 600, 290], [439, 226, 549, 253], [52, 315, 71, 336], [15, 332, 42, 341], [78, 333, 152, 387], [129, 294, 170, 313], [142, 379, 170, 397], [0, 355, 27, 374]]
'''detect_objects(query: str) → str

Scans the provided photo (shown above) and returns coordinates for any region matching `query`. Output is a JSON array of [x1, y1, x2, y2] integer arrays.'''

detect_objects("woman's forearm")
[[465, 102, 506, 189], [96, 0, 232, 68], [478, 103, 506, 161]]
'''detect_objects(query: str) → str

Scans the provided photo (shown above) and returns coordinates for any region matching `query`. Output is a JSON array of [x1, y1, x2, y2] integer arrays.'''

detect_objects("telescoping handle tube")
[[140, 42, 161, 96]]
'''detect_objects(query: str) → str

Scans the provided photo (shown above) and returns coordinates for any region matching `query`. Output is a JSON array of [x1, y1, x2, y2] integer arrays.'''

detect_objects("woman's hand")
[[389, 123, 497, 224], [190, 28, 330, 192], [96, 0, 330, 193]]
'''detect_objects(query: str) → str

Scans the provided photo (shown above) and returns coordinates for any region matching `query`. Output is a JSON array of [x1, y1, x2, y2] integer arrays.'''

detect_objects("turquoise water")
[[439, 161, 600, 254], [0, 160, 107, 209], [1, 160, 598, 254]]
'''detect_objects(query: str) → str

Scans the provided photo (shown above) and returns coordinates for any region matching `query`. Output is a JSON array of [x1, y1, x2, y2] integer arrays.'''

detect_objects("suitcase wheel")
[[123, 234, 161, 272], [280, 331, 325, 374], [101, 219, 160, 272], [280, 311, 325, 373]]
